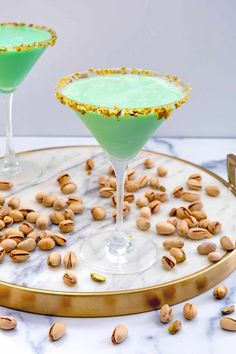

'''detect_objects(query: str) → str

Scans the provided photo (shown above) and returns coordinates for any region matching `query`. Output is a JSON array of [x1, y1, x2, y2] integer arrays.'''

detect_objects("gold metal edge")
[[0, 145, 235, 317], [55, 67, 191, 119], [0, 22, 57, 53]]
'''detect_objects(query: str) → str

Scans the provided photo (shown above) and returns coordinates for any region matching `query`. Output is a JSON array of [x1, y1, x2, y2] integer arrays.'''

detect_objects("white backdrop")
[[0, 0, 235, 137]]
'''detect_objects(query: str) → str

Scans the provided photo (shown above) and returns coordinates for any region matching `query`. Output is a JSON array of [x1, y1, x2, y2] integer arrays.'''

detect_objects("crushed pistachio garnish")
[[0, 22, 57, 52], [55, 67, 191, 119]]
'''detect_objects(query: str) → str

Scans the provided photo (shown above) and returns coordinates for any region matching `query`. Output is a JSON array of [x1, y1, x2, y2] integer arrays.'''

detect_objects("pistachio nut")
[[53, 198, 67, 211], [125, 180, 139, 193], [85, 158, 95, 173], [0, 239, 17, 252], [57, 172, 71, 185], [136, 217, 151, 231], [26, 211, 39, 224], [90, 273, 106, 282], [139, 207, 151, 219], [124, 193, 134, 203], [183, 303, 197, 320], [213, 285, 228, 299], [145, 190, 156, 202], [7, 196, 20, 209], [176, 220, 189, 237], [19, 208, 34, 218], [197, 241, 217, 255], [163, 237, 184, 250], [208, 251, 222, 263], [191, 210, 207, 221], [205, 185, 220, 197], [53, 233, 67, 246], [155, 192, 168, 203], [144, 158, 154, 169], [47, 252, 61, 267], [108, 165, 115, 176], [168, 320, 181, 334], [3, 216, 13, 227], [220, 317, 236, 331], [181, 191, 200, 202], [220, 235, 235, 251], [59, 220, 74, 233], [167, 217, 178, 227], [157, 166, 168, 177], [136, 197, 149, 208], [176, 207, 191, 219], [198, 218, 210, 229], [159, 185, 167, 192], [188, 228, 212, 240], [91, 207, 106, 221], [0, 180, 13, 191], [160, 304, 173, 323], [149, 200, 161, 214], [111, 324, 128, 344], [7, 230, 24, 243], [10, 249, 30, 263], [35, 191, 47, 204], [9, 210, 24, 223], [63, 270, 78, 286], [63, 250, 77, 269], [66, 196, 83, 205], [187, 179, 202, 191], [37, 238, 55, 251], [137, 175, 150, 188], [156, 222, 176, 235], [19, 221, 34, 235], [61, 182, 77, 194], [49, 322, 66, 341], [188, 173, 202, 181], [109, 177, 117, 190], [50, 211, 65, 225], [188, 201, 203, 212], [63, 208, 75, 220], [1, 206, 11, 217], [43, 193, 57, 207], [99, 187, 114, 198], [184, 215, 198, 228], [0, 316, 17, 330], [26, 231, 38, 241], [207, 221, 221, 235], [150, 177, 160, 190], [17, 238, 36, 252], [68, 202, 84, 214], [98, 175, 110, 188], [221, 305, 235, 315], [0, 220, 5, 230], [36, 215, 49, 230], [172, 186, 183, 198], [162, 255, 176, 270], [170, 248, 186, 263]]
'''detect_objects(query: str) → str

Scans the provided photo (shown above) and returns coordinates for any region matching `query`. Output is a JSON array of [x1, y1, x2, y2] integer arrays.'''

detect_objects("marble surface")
[[0, 137, 236, 354]]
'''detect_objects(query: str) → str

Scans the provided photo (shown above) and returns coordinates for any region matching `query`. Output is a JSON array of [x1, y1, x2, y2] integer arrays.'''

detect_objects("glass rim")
[[55, 67, 192, 119], [0, 22, 57, 53]]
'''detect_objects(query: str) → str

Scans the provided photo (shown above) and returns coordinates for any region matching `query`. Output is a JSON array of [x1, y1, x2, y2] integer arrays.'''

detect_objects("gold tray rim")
[[0, 145, 235, 317]]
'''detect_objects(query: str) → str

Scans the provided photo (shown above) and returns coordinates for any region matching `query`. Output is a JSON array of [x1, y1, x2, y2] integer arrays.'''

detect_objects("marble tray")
[[0, 146, 236, 317]]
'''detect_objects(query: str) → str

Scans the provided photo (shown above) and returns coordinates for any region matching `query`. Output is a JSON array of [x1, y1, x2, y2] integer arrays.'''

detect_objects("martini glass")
[[56, 67, 191, 274], [0, 22, 57, 184]]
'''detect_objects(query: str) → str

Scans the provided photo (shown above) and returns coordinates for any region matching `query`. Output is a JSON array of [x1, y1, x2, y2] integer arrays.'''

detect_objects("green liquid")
[[63, 74, 184, 159], [0, 25, 52, 92]]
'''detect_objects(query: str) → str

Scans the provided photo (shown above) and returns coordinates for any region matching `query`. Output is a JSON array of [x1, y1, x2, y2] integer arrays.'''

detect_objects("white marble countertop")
[[0, 137, 236, 354]]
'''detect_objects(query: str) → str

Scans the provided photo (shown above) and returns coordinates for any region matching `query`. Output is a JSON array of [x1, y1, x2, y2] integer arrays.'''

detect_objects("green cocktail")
[[0, 23, 57, 183], [56, 67, 191, 274]]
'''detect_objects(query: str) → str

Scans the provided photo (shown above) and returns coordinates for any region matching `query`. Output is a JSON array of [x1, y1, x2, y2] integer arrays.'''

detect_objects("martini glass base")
[[0, 159, 42, 185], [80, 230, 158, 274]]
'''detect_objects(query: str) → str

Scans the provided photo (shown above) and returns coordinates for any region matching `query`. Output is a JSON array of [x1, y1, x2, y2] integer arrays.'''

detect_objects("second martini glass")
[[0, 22, 57, 184], [56, 68, 191, 274]]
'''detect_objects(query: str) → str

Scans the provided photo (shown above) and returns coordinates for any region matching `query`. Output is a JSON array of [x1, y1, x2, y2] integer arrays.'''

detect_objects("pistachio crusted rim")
[[0, 22, 57, 52], [55, 67, 191, 119]]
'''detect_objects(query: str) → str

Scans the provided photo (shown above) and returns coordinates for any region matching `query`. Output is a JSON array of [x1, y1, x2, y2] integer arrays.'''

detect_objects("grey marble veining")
[[0, 137, 235, 354]]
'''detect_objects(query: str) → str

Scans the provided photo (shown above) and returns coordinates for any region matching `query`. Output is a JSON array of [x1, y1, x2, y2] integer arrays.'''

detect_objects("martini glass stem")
[[1, 93, 17, 168], [109, 157, 130, 255]]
